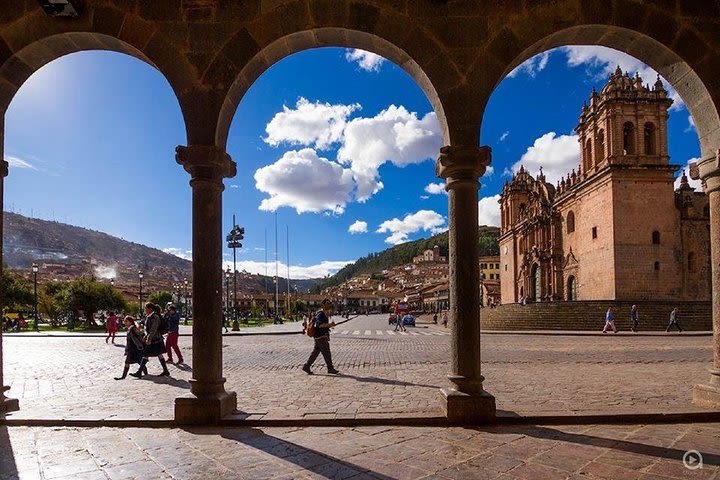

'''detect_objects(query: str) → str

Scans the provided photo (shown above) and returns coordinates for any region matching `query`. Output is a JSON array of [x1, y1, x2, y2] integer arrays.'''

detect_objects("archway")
[[0, 41, 188, 418], [567, 276, 577, 301]]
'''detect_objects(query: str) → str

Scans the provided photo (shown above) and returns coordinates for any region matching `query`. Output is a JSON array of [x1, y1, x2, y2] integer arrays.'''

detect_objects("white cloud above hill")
[[348, 220, 368, 234], [377, 210, 445, 245], [511, 132, 580, 185], [478, 195, 501, 227]]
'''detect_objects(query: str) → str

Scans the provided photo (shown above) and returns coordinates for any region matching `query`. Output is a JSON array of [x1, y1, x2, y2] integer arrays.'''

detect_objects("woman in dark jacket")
[[132, 303, 170, 377], [115, 316, 145, 380]]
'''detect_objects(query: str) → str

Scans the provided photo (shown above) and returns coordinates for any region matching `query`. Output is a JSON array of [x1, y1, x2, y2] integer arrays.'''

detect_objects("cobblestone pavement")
[[1, 422, 719, 479], [2, 315, 716, 420]]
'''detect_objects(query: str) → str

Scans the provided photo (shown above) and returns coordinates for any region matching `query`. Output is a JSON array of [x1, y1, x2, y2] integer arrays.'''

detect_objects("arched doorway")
[[531, 264, 540, 301], [567, 276, 577, 301]]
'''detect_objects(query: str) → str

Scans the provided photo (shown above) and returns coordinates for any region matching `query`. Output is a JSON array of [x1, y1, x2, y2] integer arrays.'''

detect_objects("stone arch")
[[0, 20, 197, 141], [567, 276, 577, 301], [486, 24, 720, 161], [214, 28, 450, 150], [623, 122, 636, 155]]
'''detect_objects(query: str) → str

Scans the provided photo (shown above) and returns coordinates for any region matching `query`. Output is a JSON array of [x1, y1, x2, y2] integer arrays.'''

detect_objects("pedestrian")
[[433, 313, 438, 324], [105, 311, 118, 344], [164, 304, 184, 364], [630, 305, 639, 333], [442, 311, 448, 328], [302, 298, 339, 375], [602, 306, 617, 333], [116, 316, 145, 380], [132, 303, 170, 377], [394, 313, 406, 332], [666, 307, 683, 333]]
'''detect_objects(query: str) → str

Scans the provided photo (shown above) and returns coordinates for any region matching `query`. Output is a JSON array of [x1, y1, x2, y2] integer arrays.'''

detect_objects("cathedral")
[[499, 68, 711, 304]]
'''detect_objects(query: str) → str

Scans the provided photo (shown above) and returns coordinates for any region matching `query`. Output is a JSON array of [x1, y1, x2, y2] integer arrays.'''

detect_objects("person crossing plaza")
[[666, 307, 683, 333], [105, 311, 118, 344], [602, 306, 617, 333], [302, 299, 339, 375], [164, 304, 184, 364]]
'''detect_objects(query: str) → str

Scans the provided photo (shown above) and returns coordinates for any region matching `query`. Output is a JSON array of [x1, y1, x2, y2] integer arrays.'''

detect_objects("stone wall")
[[481, 300, 711, 331]]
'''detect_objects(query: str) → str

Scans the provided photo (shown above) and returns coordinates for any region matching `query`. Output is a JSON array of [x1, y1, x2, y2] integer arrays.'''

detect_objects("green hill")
[[311, 226, 500, 293]]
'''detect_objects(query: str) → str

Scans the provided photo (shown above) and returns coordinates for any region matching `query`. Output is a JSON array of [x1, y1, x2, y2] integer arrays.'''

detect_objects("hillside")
[[2, 212, 320, 293], [311, 226, 500, 292]]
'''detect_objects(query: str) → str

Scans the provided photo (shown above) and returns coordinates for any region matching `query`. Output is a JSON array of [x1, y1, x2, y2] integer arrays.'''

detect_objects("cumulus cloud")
[[377, 210, 446, 245], [424, 182, 447, 195], [163, 247, 192, 261], [508, 51, 551, 78], [512, 132, 580, 185], [254, 148, 354, 214], [223, 260, 353, 280], [348, 220, 368, 234], [478, 195, 501, 227], [264, 97, 360, 150], [6, 155, 38, 170], [338, 106, 442, 200], [345, 49, 385, 72], [674, 157, 703, 191], [499, 131, 509, 142], [562, 46, 684, 111], [686, 115, 696, 133]]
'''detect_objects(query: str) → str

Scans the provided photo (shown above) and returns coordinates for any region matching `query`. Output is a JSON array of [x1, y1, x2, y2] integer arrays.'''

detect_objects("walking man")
[[302, 299, 339, 375], [603, 306, 617, 333], [164, 304, 184, 364], [442, 311, 448, 328], [394, 314, 406, 332], [105, 311, 118, 344], [630, 305, 639, 333], [666, 307, 683, 333]]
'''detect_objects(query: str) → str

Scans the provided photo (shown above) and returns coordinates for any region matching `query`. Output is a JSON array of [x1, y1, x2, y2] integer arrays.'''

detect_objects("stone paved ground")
[[2, 315, 716, 420], [1, 422, 719, 479]]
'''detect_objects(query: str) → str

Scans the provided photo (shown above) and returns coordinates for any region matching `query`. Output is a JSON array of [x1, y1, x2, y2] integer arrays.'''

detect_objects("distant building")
[[412, 245, 447, 264], [499, 68, 710, 304], [480, 256, 501, 281]]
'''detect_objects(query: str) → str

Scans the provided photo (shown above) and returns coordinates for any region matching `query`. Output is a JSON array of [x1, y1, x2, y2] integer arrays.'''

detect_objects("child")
[[114, 316, 146, 380]]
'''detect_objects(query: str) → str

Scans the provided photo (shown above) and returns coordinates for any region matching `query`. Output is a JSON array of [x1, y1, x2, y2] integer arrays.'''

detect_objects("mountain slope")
[[311, 226, 500, 292]]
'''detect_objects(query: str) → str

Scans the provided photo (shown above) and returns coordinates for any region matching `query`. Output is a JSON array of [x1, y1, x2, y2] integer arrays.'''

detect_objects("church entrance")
[[567, 276, 577, 301], [531, 264, 540, 301]]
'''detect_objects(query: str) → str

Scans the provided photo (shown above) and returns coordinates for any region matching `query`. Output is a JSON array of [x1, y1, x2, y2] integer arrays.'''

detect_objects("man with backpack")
[[302, 299, 339, 375], [164, 304, 183, 364]]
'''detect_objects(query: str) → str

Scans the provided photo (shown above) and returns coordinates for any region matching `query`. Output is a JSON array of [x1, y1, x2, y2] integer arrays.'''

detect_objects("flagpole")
[[274, 211, 279, 317]]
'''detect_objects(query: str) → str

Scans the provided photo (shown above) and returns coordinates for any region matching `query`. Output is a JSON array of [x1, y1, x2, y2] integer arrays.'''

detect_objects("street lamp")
[[138, 270, 144, 318], [31, 262, 39, 332], [225, 268, 231, 331]]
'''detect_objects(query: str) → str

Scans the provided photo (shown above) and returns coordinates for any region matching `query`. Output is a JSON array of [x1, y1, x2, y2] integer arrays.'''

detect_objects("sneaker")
[[327, 369, 340, 375], [302, 365, 313, 375]]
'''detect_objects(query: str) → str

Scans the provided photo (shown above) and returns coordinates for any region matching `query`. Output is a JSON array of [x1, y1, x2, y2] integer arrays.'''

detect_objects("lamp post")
[[138, 270, 144, 318], [225, 268, 231, 331], [31, 262, 39, 332], [226, 216, 244, 328]]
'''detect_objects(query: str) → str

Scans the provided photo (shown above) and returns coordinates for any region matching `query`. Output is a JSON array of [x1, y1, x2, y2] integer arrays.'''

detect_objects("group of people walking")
[[602, 305, 683, 333], [114, 302, 184, 380]]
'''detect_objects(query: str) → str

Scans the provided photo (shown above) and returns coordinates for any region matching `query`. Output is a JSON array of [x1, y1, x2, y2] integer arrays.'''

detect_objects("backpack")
[[305, 319, 315, 337], [157, 314, 170, 336]]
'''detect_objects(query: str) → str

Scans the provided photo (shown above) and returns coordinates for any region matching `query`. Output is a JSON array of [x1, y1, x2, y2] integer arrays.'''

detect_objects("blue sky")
[[4, 46, 701, 278]]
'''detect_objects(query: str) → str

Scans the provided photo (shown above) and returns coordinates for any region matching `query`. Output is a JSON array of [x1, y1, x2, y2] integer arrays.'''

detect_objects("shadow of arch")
[[0, 31, 193, 142], [490, 25, 719, 159], [214, 28, 450, 150]]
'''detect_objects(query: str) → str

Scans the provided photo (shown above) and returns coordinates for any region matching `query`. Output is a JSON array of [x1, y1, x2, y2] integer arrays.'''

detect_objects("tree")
[[55, 277, 127, 326], [147, 291, 173, 308], [0, 269, 33, 312]]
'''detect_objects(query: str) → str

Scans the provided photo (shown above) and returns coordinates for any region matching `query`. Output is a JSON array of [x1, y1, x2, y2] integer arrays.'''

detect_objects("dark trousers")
[[631, 318, 638, 332], [666, 319, 682, 332], [305, 336, 333, 370]]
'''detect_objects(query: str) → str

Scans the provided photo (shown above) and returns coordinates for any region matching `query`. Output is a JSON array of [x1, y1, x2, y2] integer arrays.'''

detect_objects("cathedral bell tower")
[[575, 66, 673, 176]]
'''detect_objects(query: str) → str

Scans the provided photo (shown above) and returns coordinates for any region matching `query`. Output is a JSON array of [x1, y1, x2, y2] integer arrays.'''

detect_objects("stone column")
[[0, 157, 19, 415], [436, 145, 496, 422], [174, 145, 237, 424], [693, 151, 720, 408]]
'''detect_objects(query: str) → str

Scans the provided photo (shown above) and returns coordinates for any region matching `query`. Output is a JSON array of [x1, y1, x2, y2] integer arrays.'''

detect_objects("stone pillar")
[[693, 151, 720, 408], [436, 145, 496, 422], [0, 157, 19, 415], [174, 145, 237, 424]]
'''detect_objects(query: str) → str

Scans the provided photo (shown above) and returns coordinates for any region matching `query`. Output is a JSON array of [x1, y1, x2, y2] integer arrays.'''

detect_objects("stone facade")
[[500, 70, 711, 304], [412, 245, 446, 264]]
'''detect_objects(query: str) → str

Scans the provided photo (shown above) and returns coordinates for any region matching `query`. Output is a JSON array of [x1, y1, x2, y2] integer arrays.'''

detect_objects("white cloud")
[[338, 106, 442, 201], [348, 220, 368, 234], [377, 210, 445, 245], [229, 184, 239, 189], [345, 49, 385, 72], [224, 260, 353, 280], [513, 132, 580, 185], [420, 195, 429, 200], [562, 46, 684, 111], [5, 155, 37, 170], [424, 182, 447, 195], [484, 165, 495, 177], [686, 115, 696, 133], [478, 195, 501, 227], [508, 51, 551, 78], [264, 97, 360, 150], [254, 148, 354, 214], [499, 131, 509, 142], [674, 157, 703, 190], [163, 247, 192, 261]]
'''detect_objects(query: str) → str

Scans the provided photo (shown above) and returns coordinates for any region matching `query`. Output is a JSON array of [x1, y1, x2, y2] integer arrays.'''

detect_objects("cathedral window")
[[654, 261, 660, 271], [591, 226, 598, 239], [596, 130, 605, 164], [623, 122, 635, 155], [566, 211, 575, 233], [688, 252, 696, 272], [644, 123, 656, 155], [584, 138, 593, 170], [652, 230, 660, 244]]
